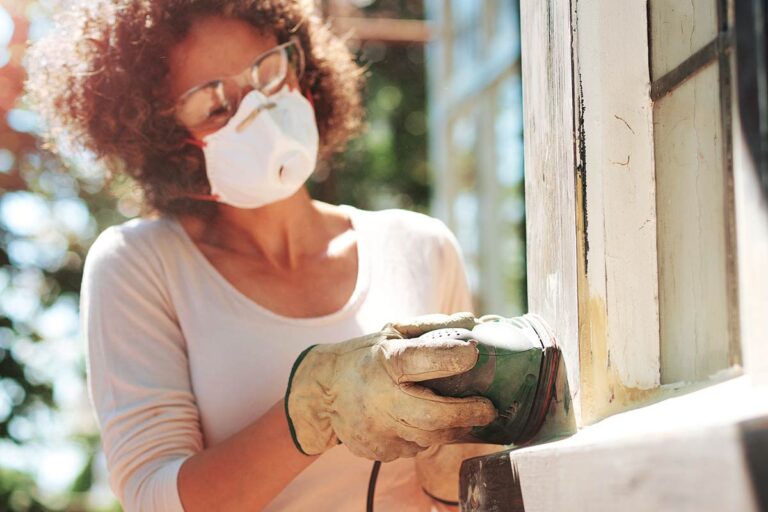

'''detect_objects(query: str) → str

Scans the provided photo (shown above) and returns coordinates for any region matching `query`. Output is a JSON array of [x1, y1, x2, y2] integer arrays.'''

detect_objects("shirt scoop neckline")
[[166, 204, 370, 327]]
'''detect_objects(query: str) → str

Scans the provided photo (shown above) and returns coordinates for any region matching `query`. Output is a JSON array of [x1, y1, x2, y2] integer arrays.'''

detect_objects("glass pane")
[[649, 0, 718, 80], [449, 110, 481, 295], [494, 74, 526, 315], [493, 0, 520, 60], [653, 61, 733, 382], [449, 0, 482, 73], [428, 0, 524, 313]]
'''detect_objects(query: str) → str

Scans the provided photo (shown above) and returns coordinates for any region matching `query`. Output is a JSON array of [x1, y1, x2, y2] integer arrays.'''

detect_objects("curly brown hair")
[[26, 0, 364, 216]]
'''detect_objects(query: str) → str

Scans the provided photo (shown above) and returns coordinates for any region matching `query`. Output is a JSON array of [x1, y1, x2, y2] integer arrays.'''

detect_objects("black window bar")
[[650, 4, 734, 102]]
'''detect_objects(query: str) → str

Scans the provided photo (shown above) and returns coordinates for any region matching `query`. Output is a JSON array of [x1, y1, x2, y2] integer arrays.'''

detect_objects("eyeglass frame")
[[170, 36, 306, 132]]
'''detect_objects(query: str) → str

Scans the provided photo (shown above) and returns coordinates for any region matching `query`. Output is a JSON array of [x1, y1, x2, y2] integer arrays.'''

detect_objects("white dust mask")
[[201, 87, 319, 208]]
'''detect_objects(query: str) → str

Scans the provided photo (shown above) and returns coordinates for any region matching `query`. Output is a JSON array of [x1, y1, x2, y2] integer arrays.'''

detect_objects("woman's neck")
[[183, 187, 344, 272]]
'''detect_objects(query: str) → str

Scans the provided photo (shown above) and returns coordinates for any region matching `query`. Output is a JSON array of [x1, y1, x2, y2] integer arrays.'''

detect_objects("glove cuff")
[[284, 344, 339, 455], [284, 344, 319, 455]]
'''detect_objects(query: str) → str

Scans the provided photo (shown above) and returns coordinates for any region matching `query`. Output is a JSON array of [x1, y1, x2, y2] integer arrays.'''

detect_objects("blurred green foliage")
[[0, 2, 135, 510], [0, 5, 51, 453], [312, 0, 430, 213], [0, 468, 49, 511], [313, 42, 430, 211]]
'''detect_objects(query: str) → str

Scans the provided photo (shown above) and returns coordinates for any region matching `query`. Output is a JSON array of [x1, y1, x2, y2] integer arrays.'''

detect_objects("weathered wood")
[[458, 0, 768, 509], [650, 0, 740, 384], [520, 0, 580, 427], [573, 0, 661, 423], [461, 377, 768, 512]]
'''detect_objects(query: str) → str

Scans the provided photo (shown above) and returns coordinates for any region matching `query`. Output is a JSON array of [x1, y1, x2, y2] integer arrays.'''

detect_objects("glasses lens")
[[251, 41, 305, 96], [176, 80, 240, 132], [253, 48, 288, 94], [174, 40, 305, 132]]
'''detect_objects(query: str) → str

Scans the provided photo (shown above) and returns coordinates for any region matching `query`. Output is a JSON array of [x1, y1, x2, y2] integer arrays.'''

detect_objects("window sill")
[[459, 375, 768, 511]]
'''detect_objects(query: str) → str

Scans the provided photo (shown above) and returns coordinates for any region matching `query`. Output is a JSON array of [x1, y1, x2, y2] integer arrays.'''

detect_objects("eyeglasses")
[[173, 37, 305, 133]]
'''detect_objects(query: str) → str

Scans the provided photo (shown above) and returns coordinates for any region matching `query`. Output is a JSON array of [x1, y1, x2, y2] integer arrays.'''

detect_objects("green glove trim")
[[284, 344, 318, 456]]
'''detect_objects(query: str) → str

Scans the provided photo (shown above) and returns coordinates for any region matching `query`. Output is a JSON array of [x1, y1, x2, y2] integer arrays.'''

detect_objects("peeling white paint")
[[575, 0, 661, 390], [521, 0, 581, 423]]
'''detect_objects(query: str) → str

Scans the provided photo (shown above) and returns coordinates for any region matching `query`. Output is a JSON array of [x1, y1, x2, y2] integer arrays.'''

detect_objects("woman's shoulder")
[[84, 216, 178, 276], [344, 206, 454, 243], [347, 206, 466, 281]]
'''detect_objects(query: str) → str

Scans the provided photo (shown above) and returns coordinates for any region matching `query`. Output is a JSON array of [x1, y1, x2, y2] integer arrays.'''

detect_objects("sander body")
[[420, 315, 560, 445]]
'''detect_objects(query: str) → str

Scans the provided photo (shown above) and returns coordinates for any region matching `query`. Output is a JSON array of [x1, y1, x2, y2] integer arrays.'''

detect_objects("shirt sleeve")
[[81, 226, 203, 512], [433, 220, 474, 315]]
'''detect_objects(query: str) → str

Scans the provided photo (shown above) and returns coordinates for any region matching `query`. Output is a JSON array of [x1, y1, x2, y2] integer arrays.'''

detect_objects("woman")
[[27, 1, 499, 510]]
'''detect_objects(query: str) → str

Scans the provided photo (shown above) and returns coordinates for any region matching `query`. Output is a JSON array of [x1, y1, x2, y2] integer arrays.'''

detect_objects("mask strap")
[[182, 138, 216, 201], [184, 192, 220, 202], [185, 137, 207, 149], [303, 88, 315, 111]]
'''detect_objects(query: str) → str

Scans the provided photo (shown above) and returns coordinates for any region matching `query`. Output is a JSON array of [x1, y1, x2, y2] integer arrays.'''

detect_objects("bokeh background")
[[0, 0, 523, 509]]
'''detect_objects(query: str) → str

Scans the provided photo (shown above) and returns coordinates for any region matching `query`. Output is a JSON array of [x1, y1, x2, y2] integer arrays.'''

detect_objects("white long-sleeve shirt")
[[81, 205, 473, 511]]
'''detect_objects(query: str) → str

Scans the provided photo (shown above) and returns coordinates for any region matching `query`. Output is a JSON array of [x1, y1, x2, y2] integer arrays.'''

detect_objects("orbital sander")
[[420, 314, 561, 446], [366, 314, 562, 512]]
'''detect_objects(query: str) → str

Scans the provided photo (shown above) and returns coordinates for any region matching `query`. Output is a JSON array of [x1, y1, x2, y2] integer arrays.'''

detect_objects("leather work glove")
[[284, 313, 498, 462]]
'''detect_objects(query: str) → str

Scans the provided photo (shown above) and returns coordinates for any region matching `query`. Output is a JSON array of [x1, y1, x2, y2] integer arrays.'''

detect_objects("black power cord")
[[366, 458, 461, 510], [366, 460, 382, 512]]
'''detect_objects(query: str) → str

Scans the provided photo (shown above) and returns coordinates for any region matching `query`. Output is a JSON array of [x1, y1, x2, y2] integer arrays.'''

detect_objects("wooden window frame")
[[526, 0, 753, 427], [459, 0, 768, 509]]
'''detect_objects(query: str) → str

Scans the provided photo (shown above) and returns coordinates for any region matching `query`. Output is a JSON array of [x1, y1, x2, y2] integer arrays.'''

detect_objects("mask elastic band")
[[185, 137, 207, 148], [304, 88, 315, 111], [185, 192, 220, 202]]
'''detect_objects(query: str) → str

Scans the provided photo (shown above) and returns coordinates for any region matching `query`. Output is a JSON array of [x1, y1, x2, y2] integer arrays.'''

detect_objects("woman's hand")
[[285, 312, 498, 461]]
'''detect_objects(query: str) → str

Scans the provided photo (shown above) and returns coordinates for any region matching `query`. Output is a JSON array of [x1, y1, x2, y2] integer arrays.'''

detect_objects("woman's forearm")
[[177, 400, 317, 511]]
